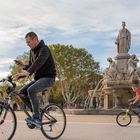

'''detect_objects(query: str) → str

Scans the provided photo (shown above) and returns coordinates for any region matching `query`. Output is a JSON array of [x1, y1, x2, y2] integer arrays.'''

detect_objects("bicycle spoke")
[[0, 103, 17, 140], [116, 111, 132, 127], [41, 104, 66, 139]]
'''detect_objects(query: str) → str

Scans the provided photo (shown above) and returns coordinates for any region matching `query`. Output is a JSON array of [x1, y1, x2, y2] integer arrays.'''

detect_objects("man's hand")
[[13, 71, 30, 80], [14, 60, 25, 68]]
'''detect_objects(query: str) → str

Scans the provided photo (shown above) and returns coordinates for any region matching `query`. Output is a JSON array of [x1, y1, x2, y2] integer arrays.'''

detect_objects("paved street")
[[2, 112, 140, 140], [13, 121, 140, 140]]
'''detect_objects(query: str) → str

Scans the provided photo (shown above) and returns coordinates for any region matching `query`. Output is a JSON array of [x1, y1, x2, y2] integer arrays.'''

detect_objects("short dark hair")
[[25, 32, 38, 39]]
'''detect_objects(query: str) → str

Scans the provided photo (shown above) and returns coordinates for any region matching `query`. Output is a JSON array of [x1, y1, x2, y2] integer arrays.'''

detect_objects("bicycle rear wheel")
[[41, 103, 66, 139], [0, 102, 17, 140], [116, 111, 132, 127]]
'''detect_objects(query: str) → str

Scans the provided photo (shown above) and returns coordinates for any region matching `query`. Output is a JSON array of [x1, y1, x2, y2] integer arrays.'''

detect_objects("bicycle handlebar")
[[0, 75, 16, 89], [0, 75, 28, 93]]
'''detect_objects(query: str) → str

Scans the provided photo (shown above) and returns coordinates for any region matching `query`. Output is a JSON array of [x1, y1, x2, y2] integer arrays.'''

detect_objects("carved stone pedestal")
[[102, 80, 133, 109], [115, 53, 130, 73]]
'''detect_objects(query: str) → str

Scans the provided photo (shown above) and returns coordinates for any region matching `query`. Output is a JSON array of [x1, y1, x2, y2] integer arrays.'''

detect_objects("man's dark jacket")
[[24, 40, 56, 80]]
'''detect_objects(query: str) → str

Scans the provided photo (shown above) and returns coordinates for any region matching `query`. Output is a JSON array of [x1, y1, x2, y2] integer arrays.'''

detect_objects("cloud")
[[0, 57, 14, 68], [0, 71, 10, 79], [0, 0, 140, 76]]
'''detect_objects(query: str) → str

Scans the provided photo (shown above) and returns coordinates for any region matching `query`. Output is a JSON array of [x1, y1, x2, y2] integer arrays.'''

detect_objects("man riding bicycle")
[[13, 32, 56, 127], [128, 79, 140, 122]]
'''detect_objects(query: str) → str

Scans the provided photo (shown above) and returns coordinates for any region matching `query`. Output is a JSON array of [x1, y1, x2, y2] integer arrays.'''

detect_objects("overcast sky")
[[0, 0, 140, 78]]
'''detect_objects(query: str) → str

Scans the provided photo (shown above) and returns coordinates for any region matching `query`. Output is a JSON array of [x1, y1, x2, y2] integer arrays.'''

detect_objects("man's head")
[[107, 57, 113, 63], [131, 54, 136, 59], [25, 32, 39, 49], [122, 21, 126, 29]]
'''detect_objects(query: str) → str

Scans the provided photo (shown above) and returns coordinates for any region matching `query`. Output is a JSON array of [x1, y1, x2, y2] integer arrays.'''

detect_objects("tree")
[[9, 44, 101, 108], [49, 44, 100, 108], [10, 52, 32, 87]]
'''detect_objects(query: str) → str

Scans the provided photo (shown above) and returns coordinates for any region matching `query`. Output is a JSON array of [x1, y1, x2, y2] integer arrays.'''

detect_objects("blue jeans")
[[19, 77, 55, 119]]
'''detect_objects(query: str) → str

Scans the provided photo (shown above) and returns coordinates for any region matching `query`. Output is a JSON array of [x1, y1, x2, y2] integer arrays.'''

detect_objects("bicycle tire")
[[41, 103, 66, 139], [116, 111, 132, 127], [0, 101, 17, 140]]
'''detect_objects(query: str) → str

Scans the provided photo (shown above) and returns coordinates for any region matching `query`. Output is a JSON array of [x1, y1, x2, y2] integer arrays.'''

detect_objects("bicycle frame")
[[1, 89, 58, 125], [127, 105, 139, 117], [0, 77, 33, 123], [0, 102, 10, 125], [0, 93, 32, 120]]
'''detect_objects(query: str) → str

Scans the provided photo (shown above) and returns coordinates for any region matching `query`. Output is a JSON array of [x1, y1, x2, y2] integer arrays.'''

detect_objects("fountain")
[[85, 21, 140, 111], [102, 21, 136, 109]]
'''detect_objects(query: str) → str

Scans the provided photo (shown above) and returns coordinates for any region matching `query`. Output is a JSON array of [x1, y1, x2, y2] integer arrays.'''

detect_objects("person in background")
[[128, 79, 140, 122]]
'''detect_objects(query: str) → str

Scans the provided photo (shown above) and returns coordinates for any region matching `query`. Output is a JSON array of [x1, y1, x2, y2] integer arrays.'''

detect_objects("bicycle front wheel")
[[0, 102, 17, 140], [116, 111, 132, 127], [41, 103, 66, 139]]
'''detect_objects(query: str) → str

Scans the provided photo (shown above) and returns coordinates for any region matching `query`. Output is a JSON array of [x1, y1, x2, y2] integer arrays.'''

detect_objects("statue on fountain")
[[104, 57, 118, 81], [85, 21, 140, 110], [127, 54, 139, 78], [115, 21, 131, 54]]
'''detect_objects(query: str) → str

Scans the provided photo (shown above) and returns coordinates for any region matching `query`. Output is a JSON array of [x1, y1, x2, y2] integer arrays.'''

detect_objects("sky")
[[0, 0, 140, 78]]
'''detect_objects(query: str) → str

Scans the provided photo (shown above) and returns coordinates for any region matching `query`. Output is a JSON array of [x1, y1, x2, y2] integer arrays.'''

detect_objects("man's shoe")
[[25, 117, 41, 128]]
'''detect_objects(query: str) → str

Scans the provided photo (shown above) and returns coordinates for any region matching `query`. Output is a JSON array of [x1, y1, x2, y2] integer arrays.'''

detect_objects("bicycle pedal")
[[25, 118, 41, 129], [27, 123, 36, 129], [0, 120, 4, 125]]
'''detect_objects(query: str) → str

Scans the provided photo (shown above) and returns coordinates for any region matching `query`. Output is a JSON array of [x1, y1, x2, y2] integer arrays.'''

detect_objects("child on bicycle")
[[128, 79, 140, 122]]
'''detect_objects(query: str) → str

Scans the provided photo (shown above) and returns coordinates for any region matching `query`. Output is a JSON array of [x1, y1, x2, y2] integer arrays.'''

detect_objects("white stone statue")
[[127, 54, 139, 77], [104, 57, 117, 80], [115, 21, 131, 53]]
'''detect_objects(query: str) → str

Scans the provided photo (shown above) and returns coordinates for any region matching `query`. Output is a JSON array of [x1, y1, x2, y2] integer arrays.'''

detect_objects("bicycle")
[[0, 76, 66, 140], [116, 103, 140, 127]]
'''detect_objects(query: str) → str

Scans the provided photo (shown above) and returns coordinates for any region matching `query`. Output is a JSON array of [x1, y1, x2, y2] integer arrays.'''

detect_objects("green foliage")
[[10, 51, 32, 86], [7, 44, 101, 107], [49, 44, 101, 107], [49, 44, 99, 80]]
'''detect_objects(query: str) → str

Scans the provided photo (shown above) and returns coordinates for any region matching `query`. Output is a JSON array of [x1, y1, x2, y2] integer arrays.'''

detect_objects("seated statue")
[[127, 54, 139, 77], [104, 57, 118, 80]]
